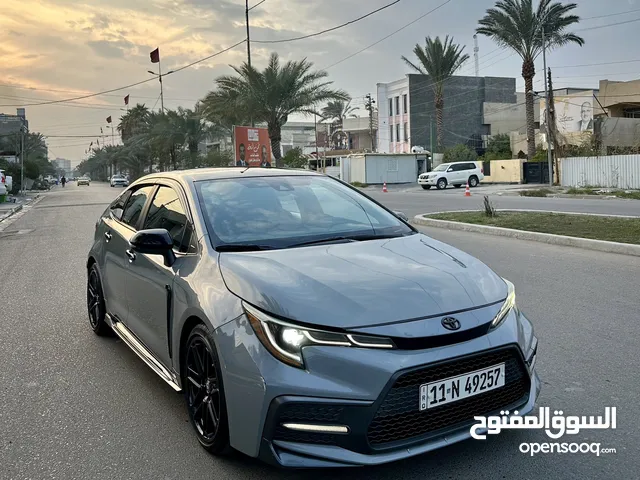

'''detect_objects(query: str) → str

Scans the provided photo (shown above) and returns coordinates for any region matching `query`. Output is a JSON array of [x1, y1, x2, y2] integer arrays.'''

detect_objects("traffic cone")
[[464, 182, 471, 197], [382, 182, 388, 193]]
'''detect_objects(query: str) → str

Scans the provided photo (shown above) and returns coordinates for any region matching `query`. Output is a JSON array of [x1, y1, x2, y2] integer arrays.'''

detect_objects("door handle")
[[104, 231, 112, 242], [125, 249, 136, 263]]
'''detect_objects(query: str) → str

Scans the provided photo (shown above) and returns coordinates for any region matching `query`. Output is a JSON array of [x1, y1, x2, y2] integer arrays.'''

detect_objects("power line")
[[323, 0, 453, 70], [550, 59, 640, 69], [169, 39, 246, 74], [581, 8, 640, 21], [575, 17, 640, 32], [253, 1, 400, 44], [248, 0, 266, 11]]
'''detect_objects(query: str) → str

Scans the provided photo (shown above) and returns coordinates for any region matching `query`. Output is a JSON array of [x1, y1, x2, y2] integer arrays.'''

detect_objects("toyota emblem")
[[441, 317, 461, 331]]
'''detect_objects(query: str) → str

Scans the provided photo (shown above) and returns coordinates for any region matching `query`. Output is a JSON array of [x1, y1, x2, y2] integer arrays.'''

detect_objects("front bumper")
[[214, 308, 539, 468], [418, 176, 437, 185]]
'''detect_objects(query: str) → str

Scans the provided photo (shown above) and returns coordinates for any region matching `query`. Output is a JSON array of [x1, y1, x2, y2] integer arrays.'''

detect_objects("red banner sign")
[[234, 126, 272, 167]]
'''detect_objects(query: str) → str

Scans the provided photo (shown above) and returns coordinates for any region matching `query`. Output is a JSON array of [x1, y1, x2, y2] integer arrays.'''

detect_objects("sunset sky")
[[1, 0, 639, 165]]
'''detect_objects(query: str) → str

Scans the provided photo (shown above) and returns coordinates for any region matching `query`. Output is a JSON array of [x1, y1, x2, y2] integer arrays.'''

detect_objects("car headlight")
[[490, 278, 516, 329], [243, 302, 395, 369]]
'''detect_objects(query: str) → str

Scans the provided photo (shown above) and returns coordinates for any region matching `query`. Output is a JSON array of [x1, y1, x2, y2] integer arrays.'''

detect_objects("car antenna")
[[241, 164, 251, 174]]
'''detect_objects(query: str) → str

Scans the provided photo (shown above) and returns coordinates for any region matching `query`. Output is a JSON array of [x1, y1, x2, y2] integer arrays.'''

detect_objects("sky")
[[1, 0, 640, 165]]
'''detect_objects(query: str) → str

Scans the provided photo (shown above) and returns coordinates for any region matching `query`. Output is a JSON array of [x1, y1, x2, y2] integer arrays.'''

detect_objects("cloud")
[[87, 39, 134, 59]]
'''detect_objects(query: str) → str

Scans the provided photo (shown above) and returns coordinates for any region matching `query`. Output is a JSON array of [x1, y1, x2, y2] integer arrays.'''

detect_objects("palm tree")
[[321, 99, 359, 130], [477, 0, 584, 159], [202, 53, 349, 166], [118, 104, 150, 143], [401, 36, 469, 151]]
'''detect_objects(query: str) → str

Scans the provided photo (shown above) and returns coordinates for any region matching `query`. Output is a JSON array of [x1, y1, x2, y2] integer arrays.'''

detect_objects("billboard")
[[540, 95, 594, 134], [234, 126, 272, 167]]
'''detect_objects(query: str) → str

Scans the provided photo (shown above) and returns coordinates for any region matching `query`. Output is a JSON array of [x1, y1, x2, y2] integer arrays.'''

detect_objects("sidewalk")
[[0, 193, 41, 223]]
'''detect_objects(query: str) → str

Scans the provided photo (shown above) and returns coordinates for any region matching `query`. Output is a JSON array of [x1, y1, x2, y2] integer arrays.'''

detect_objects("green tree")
[[477, 0, 584, 159], [321, 99, 359, 131], [118, 104, 150, 143], [443, 144, 478, 163], [201, 52, 349, 166], [401, 36, 469, 151], [484, 133, 513, 160], [281, 147, 308, 169]]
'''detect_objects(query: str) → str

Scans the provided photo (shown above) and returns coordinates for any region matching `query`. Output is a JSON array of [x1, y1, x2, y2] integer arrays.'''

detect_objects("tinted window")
[[121, 186, 154, 228], [196, 176, 412, 247], [467, 163, 478, 170], [143, 186, 189, 252], [110, 190, 132, 221]]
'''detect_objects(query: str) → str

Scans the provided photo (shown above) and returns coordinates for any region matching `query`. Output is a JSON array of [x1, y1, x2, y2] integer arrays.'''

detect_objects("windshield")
[[432, 164, 450, 172], [195, 175, 414, 249]]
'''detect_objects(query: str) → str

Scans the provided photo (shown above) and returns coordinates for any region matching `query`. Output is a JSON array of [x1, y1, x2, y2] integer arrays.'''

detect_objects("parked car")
[[418, 161, 484, 190], [0, 169, 7, 196], [77, 176, 91, 186], [110, 174, 129, 188], [86, 168, 539, 467]]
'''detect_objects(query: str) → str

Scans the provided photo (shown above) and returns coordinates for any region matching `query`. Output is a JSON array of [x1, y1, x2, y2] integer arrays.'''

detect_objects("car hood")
[[218, 233, 507, 330]]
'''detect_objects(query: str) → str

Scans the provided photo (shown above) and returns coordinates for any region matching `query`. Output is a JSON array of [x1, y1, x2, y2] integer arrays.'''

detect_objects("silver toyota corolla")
[[87, 168, 540, 467]]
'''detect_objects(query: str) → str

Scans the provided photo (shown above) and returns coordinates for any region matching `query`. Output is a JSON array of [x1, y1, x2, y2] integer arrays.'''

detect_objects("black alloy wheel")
[[184, 325, 230, 454], [87, 265, 112, 336]]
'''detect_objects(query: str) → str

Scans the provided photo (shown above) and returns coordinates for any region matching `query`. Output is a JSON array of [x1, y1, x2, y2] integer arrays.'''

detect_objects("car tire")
[[469, 176, 479, 188], [87, 264, 112, 336], [183, 324, 231, 456], [436, 178, 447, 190], [421, 185, 431, 190], [453, 184, 462, 188]]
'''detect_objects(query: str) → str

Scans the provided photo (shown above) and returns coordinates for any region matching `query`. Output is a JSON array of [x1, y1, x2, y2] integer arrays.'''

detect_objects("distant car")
[[110, 175, 129, 187], [77, 176, 91, 186], [418, 162, 484, 190]]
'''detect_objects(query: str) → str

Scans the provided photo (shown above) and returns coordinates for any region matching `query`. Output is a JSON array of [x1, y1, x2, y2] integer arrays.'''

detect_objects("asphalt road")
[[363, 183, 640, 219], [0, 182, 636, 479]]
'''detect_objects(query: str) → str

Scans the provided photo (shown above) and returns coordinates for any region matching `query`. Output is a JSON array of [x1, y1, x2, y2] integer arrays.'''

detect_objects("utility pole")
[[547, 68, 560, 185], [246, 0, 255, 127], [20, 122, 26, 195], [365, 93, 376, 152], [542, 27, 553, 186], [473, 34, 480, 77], [429, 116, 434, 165]]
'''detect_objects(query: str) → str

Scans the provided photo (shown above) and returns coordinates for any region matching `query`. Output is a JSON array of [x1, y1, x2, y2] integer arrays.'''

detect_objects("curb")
[[499, 191, 638, 200], [412, 211, 640, 258], [0, 194, 41, 224]]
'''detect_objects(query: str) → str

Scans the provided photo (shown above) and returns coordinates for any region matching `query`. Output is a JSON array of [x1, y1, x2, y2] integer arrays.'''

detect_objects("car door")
[[125, 182, 195, 368], [101, 186, 154, 322]]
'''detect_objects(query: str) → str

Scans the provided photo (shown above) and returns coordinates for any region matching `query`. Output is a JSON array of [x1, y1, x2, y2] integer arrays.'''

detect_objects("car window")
[[121, 186, 154, 229], [110, 190, 132, 220], [143, 186, 190, 252], [469, 163, 478, 170], [433, 164, 449, 172], [195, 175, 412, 247]]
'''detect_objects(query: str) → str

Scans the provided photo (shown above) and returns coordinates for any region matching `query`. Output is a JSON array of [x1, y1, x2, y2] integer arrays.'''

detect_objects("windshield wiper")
[[288, 233, 405, 248], [216, 244, 275, 252]]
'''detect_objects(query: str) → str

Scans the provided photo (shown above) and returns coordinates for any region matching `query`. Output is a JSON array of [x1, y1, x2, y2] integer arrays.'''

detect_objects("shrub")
[[443, 144, 477, 163], [483, 195, 497, 217]]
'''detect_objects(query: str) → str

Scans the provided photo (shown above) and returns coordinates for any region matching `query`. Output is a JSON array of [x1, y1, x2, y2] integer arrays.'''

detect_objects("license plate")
[[419, 363, 505, 411]]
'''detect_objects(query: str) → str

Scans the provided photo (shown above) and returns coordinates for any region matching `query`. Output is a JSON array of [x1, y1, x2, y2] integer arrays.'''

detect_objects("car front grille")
[[367, 347, 530, 447]]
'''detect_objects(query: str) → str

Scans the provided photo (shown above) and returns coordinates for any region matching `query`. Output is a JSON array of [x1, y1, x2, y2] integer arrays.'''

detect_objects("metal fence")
[[560, 155, 640, 189]]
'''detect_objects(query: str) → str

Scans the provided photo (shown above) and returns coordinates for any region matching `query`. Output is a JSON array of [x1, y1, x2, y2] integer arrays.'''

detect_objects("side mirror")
[[393, 211, 409, 222], [130, 228, 176, 267], [447, 167, 454, 172]]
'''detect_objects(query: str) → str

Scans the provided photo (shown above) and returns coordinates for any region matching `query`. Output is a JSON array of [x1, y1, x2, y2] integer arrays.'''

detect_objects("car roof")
[[130, 167, 321, 186]]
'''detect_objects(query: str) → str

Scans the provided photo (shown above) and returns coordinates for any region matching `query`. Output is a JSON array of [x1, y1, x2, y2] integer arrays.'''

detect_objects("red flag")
[[106, 116, 112, 123], [150, 48, 160, 63], [124, 95, 129, 105]]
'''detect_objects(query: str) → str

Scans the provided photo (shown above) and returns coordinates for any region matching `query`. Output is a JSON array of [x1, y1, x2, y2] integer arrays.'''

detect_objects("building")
[[377, 74, 522, 155], [339, 153, 429, 185], [342, 117, 376, 151], [593, 79, 640, 153], [0, 108, 28, 136], [52, 158, 72, 177]]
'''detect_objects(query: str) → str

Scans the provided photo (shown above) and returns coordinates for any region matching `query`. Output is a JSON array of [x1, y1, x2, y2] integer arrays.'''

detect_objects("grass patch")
[[564, 187, 640, 199], [614, 191, 640, 200], [350, 181, 368, 188], [566, 187, 598, 195], [519, 188, 553, 197], [429, 211, 640, 245]]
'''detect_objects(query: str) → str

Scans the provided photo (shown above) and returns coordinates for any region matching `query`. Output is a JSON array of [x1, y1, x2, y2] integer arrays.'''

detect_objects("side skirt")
[[106, 313, 182, 392]]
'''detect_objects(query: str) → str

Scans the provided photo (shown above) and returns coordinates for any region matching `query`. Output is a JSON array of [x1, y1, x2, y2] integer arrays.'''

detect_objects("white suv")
[[418, 161, 484, 190]]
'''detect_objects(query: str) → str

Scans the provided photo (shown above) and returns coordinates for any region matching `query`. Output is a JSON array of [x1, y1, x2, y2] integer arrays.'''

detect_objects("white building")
[[377, 78, 411, 154]]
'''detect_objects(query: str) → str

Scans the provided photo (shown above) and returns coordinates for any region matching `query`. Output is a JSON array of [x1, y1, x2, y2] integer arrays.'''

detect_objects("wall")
[[408, 75, 516, 151], [560, 154, 640, 189], [484, 92, 539, 135], [482, 159, 524, 183], [364, 154, 417, 184], [596, 79, 640, 113], [597, 117, 640, 150], [350, 155, 366, 184], [377, 78, 409, 154]]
